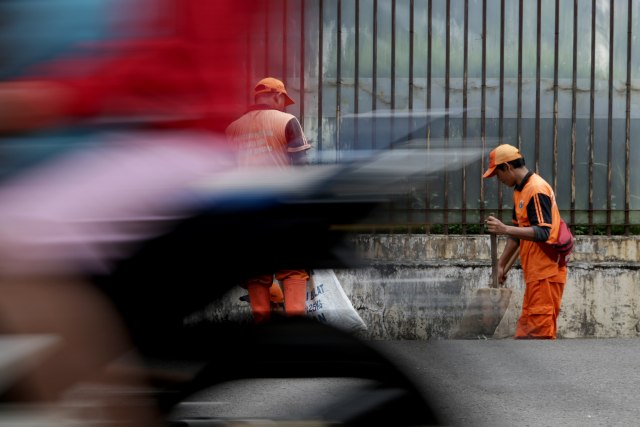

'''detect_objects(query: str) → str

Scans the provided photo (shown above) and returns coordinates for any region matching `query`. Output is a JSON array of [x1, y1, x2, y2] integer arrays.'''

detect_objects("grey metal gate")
[[250, 0, 639, 234]]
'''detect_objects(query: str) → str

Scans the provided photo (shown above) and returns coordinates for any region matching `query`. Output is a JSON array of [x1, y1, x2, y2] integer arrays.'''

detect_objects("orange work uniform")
[[226, 104, 311, 323], [226, 106, 310, 169], [512, 172, 567, 339]]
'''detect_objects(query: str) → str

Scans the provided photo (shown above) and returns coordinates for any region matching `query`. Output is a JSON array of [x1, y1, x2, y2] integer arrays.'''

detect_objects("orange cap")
[[254, 77, 295, 106], [483, 144, 523, 178]]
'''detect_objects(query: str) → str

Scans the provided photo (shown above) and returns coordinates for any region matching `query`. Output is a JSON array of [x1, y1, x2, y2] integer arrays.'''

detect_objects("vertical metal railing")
[[391, 0, 396, 111], [427, 0, 432, 141], [444, 0, 451, 233], [552, 0, 560, 193], [256, 0, 638, 234], [299, 0, 306, 127], [372, 0, 378, 115], [408, 0, 415, 230], [625, 0, 633, 235], [480, 0, 488, 224], [462, 0, 469, 234], [535, 0, 541, 173], [336, 0, 342, 159], [354, 0, 360, 150], [425, 0, 432, 227], [498, 0, 505, 223], [409, 0, 415, 112], [372, 0, 378, 153], [517, 0, 523, 149], [390, 0, 397, 227], [607, 0, 615, 236], [570, 0, 578, 228], [588, 0, 596, 234], [317, 0, 324, 152]]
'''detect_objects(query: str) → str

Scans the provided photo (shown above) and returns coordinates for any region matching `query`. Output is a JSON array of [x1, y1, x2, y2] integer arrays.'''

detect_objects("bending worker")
[[225, 77, 311, 323], [483, 144, 567, 339]]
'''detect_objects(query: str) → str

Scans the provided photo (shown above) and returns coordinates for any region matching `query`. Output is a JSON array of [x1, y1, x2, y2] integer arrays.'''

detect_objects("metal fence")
[[250, 0, 639, 234]]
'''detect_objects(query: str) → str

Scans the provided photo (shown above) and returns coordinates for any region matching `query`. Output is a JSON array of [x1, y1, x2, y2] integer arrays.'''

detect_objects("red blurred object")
[[13, 0, 259, 134]]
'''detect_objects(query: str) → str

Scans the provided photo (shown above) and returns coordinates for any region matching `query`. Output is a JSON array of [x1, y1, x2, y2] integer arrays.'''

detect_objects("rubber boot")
[[247, 282, 272, 324], [283, 277, 307, 317]]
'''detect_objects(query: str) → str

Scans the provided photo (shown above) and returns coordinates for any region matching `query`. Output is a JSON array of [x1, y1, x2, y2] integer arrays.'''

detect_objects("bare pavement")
[[171, 338, 640, 427]]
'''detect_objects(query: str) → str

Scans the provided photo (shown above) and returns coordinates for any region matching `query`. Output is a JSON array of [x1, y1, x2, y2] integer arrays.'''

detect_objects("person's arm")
[[485, 215, 536, 241], [497, 237, 520, 283], [284, 118, 311, 166], [486, 192, 553, 242]]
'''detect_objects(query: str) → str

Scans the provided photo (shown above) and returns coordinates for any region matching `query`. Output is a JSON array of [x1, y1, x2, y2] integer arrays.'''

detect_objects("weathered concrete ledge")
[[338, 235, 640, 339], [195, 235, 640, 339]]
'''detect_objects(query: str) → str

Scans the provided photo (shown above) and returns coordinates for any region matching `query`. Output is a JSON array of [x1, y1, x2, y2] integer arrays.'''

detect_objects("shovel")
[[453, 234, 519, 339]]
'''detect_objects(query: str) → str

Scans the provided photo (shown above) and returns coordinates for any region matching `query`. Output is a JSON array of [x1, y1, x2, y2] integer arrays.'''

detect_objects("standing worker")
[[226, 77, 312, 323], [482, 144, 567, 339]]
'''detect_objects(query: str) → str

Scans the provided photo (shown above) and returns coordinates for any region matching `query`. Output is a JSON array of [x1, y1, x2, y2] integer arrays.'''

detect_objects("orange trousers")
[[515, 277, 565, 339], [246, 269, 309, 324]]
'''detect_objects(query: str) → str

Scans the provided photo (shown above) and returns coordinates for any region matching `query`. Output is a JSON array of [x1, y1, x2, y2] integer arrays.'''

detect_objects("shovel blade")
[[453, 287, 513, 339]]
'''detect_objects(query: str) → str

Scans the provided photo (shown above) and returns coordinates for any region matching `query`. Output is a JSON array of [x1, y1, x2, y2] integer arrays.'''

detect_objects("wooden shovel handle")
[[504, 247, 520, 274], [490, 234, 498, 288], [490, 236, 520, 288]]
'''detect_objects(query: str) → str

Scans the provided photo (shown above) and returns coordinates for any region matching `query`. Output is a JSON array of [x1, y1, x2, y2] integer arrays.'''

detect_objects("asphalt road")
[[373, 339, 640, 427], [170, 338, 640, 427]]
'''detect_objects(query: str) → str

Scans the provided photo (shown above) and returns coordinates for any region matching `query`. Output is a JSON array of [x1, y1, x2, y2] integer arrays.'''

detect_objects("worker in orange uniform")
[[226, 77, 312, 323], [483, 144, 567, 339]]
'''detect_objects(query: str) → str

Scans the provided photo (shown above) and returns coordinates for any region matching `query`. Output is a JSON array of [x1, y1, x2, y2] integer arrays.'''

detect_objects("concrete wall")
[[194, 235, 640, 339]]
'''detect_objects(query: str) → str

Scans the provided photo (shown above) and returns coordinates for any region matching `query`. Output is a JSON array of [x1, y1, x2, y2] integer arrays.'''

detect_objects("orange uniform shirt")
[[225, 107, 310, 168], [512, 172, 567, 284]]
